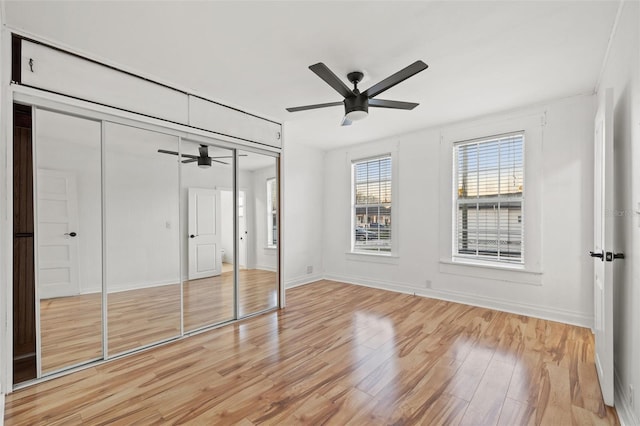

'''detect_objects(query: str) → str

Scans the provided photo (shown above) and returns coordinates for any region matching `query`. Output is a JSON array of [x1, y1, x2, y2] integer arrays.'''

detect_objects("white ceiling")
[[4, 1, 620, 150]]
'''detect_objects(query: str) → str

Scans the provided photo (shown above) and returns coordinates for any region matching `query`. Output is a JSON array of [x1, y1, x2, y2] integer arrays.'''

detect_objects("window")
[[454, 132, 524, 263], [266, 178, 277, 248], [352, 155, 392, 253]]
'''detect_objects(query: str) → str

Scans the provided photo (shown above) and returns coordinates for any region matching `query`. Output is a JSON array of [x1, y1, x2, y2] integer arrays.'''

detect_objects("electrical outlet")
[[629, 384, 634, 406], [306, 265, 313, 274]]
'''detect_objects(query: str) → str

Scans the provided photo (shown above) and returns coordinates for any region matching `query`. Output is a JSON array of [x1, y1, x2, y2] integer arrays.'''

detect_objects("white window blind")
[[267, 178, 277, 248], [455, 133, 524, 263], [353, 156, 392, 253]]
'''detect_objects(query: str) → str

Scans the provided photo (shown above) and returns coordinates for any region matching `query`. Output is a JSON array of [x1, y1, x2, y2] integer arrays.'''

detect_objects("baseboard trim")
[[323, 273, 593, 328], [256, 265, 277, 272], [615, 368, 639, 426], [285, 273, 323, 289]]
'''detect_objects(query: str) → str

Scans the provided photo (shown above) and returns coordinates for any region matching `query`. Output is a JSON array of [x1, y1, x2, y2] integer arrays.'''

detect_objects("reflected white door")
[[592, 88, 614, 406], [188, 188, 221, 280], [238, 191, 247, 268], [36, 169, 80, 298]]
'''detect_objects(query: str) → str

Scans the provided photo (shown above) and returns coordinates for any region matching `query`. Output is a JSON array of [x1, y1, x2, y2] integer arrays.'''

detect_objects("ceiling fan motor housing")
[[344, 94, 369, 116]]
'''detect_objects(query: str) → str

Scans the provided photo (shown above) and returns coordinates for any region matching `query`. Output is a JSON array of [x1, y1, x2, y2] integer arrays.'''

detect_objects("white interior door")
[[238, 190, 247, 268], [592, 88, 615, 406], [36, 169, 80, 299], [188, 188, 221, 280]]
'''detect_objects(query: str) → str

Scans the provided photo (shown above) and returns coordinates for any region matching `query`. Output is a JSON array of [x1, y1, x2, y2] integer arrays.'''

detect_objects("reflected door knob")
[[589, 250, 604, 261]]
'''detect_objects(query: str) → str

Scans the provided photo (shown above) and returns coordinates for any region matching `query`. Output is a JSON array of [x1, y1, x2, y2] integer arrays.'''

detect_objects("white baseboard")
[[256, 265, 277, 272], [615, 368, 639, 426], [285, 273, 323, 289], [323, 273, 593, 328], [91, 278, 180, 295]]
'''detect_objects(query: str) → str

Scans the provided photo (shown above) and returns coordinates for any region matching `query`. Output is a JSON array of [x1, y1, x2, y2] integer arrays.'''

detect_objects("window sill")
[[439, 258, 542, 286], [346, 252, 399, 264]]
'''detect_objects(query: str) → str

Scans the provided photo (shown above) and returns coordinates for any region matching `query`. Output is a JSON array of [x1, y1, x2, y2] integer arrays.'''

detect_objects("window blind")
[[353, 156, 392, 253], [455, 133, 524, 262]]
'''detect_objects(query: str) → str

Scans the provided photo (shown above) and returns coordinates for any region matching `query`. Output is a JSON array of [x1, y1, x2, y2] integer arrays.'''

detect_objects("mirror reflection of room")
[[105, 123, 181, 356], [35, 109, 103, 374], [180, 141, 235, 331], [237, 150, 278, 317]]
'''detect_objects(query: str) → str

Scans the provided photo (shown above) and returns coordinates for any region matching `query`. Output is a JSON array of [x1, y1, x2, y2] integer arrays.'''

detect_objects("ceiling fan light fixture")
[[198, 156, 212, 168], [345, 109, 368, 121]]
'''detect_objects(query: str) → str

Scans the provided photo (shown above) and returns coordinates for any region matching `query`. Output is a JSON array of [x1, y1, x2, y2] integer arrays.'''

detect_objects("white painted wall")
[[252, 164, 277, 271], [104, 124, 181, 293], [220, 190, 233, 263], [323, 94, 596, 327], [282, 139, 325, 287], [596, 1, 640, 423]]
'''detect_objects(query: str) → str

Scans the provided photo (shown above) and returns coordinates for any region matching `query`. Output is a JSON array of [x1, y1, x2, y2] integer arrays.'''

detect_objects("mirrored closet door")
[[104, 122, 181, 356], [22, 105, 281, 385], [181, 140, 236, 331], [237, 151, 279, 317], [34, 109, 103, 375]]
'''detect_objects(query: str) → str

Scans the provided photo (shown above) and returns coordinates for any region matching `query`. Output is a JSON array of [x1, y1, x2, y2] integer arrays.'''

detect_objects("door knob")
[[190, 234, 196, 239], [64, 232, 77, 237], [589, 250, 604, 260], [605, 251, 625, 261]]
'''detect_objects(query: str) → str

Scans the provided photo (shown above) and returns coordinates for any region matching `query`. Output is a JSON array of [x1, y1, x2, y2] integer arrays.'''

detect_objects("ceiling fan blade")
[[286, 101, 343, 113], [309, 63, 354, 98], [363, 60, 428, 99], [341, 116, 352, 126], [212, 159, 229, 165], [369, 99, 419, 110], [209, 154, 248, 159], [159, 149, 198, 159], [182, 158, 198, 164]]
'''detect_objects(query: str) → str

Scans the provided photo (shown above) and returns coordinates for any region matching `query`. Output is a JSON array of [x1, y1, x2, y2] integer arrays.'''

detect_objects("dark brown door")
[[13, 103, 36, 383]]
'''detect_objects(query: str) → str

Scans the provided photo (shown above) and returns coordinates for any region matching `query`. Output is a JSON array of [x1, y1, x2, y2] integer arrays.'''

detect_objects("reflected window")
[[267, 178, 277, 248]]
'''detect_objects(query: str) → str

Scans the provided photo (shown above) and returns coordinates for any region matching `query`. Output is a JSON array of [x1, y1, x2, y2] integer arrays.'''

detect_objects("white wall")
[[282, 138, 325, 287], [597, 1, 640, 423], [323, 94, 596, 326], [104, 125, 181, 292], [252, 164, 277, 271]]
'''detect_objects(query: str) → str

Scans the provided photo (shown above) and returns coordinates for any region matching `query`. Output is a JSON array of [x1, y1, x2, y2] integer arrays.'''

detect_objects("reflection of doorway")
[[220, 190, 247, 269], [36, 169, 80, 299], [187, 188, 221, 280]]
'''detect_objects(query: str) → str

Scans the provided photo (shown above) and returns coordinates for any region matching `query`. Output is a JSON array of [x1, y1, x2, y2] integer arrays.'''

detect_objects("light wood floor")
[[40, 269, 277, 373], [8, 280, 618, 425]]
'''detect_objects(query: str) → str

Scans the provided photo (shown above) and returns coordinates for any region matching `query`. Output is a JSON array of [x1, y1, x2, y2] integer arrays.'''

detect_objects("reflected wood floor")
[[40, 269, 277, 373], [8, 280, 618, 425]]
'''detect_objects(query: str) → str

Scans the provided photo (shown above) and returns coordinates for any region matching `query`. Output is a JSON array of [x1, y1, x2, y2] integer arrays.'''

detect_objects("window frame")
[[452, 131, 525, 265], [266, 177, 277, 249], [350, 153, 396, 256]]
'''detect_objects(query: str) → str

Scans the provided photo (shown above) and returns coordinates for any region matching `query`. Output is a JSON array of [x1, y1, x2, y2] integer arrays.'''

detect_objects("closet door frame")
[[9, 92, 282, 390]]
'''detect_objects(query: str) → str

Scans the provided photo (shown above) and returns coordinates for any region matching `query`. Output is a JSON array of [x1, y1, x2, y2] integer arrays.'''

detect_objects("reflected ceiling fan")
[[286, 60, 428, 126], [157, 145, 245, 168]]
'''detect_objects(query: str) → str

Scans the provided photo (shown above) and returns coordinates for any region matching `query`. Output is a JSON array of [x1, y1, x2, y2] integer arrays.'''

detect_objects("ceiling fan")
[[157, 145, 245, 168], [286, 60, 428, 126]]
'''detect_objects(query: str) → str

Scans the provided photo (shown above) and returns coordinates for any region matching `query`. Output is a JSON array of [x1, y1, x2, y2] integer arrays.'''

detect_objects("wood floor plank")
[[5, 280, 619, 425]]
